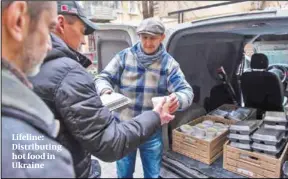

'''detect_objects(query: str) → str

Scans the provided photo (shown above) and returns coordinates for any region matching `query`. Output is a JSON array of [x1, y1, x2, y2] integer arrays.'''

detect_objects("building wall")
[[111, 1, 143, 26], [81, 1, 143, 53], [263, 1, 288, 10], [81, 1, 288, 53], [155, 1, 288, 27]]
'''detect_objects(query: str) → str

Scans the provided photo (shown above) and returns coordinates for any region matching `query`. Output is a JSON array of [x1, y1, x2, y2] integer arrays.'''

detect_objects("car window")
[[259, 49, 288, 65], [244, 42, 288, 71]]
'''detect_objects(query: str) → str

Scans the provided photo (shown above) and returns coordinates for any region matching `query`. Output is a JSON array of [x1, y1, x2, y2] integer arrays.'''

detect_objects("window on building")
[[103, 1, 113, 8], [88, 1, 122, 9], [113, 1, 121, 9], [112, 1, 122, 12], [129, 1, 138, 14], [92, 1, 103, 6]]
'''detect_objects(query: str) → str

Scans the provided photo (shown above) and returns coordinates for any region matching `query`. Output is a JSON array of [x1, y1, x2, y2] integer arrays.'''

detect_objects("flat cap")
[[137, 18, 165, 36]]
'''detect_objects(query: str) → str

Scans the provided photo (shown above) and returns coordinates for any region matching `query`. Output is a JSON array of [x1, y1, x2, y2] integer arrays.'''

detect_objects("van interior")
[[92, 12, 288, 177], [160, 17, 288, 178]]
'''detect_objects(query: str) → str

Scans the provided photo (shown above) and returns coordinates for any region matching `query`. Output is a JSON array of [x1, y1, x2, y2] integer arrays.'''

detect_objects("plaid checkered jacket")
[[95, 43, 194, 120]]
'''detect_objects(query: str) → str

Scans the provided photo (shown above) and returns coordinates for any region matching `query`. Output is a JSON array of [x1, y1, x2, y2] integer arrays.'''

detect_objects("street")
[[92, 150, 144, 178]]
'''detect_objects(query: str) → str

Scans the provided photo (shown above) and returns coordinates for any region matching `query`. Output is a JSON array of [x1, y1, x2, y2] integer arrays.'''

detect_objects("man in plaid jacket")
[[95, 18, 194, 178]]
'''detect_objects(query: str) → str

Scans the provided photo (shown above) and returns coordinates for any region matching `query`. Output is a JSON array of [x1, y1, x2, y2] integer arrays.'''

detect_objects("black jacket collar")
[[45, 33, 92, 68]]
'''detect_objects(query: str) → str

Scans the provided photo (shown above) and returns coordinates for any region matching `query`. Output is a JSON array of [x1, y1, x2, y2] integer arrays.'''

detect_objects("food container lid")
[[264, 124, 288, 131], [252, 141, 285, 153], [180, 124, 195, 134], [213, 123, 228, 132], [214, 122, 226, 128], [251, 127, 285, 143], [264, 111, 287, 122], [229, 120, 261, 132], [194, 126, 206, 138], [283, 161, 288, 176], [230, 142, 251, 150], [202, 120, 214, 128], [228, 133, 251, 141], [204, 127, 217, 140]]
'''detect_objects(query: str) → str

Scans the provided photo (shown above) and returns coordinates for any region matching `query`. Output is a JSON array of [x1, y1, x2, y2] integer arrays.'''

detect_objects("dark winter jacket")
[[29, 33, 162, 178], [2, 62, 75, 178]]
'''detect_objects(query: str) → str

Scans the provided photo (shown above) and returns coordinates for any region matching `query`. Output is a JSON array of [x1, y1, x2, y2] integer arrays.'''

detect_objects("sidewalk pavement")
[[92, 150, 144, 178]]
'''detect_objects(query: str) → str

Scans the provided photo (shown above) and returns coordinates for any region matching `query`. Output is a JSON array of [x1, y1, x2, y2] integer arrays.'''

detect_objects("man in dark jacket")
[[29, 1, 175, 178], [2, 1, 75, 178]]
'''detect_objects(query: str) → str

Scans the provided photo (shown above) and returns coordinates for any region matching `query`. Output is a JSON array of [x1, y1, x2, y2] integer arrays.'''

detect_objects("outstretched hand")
[[168, 93, 180, 114], [153, 97, 175, 125]]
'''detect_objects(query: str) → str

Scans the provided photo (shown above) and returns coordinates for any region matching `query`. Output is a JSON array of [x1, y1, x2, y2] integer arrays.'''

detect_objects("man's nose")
[[145, 39, 153, 46], [81, 35, 86, 45]]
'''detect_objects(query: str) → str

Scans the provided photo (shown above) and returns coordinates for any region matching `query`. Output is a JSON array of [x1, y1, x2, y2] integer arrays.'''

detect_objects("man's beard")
[[21, 44, 46, 77], [26, 63, 42, 77]]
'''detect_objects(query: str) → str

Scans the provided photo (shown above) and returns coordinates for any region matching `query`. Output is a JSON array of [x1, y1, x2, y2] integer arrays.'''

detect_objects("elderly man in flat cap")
[[95, 18, 194, 178]]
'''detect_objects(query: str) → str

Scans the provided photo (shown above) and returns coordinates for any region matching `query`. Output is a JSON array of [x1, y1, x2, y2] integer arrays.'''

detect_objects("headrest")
[[251, 53, 269, 69]]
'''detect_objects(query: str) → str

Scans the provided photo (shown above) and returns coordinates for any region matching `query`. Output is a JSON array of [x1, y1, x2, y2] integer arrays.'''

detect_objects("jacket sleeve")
[[167, 58, 194, 111], [54, 63, 161, 162], [94, 54, 123, 95], [2, 116, 75, 178]]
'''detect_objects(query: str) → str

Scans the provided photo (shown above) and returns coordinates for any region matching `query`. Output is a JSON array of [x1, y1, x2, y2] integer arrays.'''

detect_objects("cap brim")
[[137, 31, 159, 36], [79, 16, 98, 35]]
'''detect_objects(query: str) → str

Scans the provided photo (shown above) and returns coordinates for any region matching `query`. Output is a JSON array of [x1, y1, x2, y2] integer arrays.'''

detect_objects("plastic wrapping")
[[179, 121, 228, 140], [226, 107, 256, 121], [209, 109, 229, 118]]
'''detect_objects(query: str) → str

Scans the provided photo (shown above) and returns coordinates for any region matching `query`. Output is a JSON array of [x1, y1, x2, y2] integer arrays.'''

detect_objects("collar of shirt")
[[1, 58, 33, 89]]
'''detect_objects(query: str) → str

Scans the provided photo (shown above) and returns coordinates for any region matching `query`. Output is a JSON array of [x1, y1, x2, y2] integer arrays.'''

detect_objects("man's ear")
[[56, 15, 65, 34], [4, 1, 28, 42]]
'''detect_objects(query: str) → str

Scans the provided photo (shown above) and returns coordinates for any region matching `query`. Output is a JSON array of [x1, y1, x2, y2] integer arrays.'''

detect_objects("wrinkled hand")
[[168, 93, 179, 114], [153, 97, 175, 125], [101, 89, 113, 96]]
